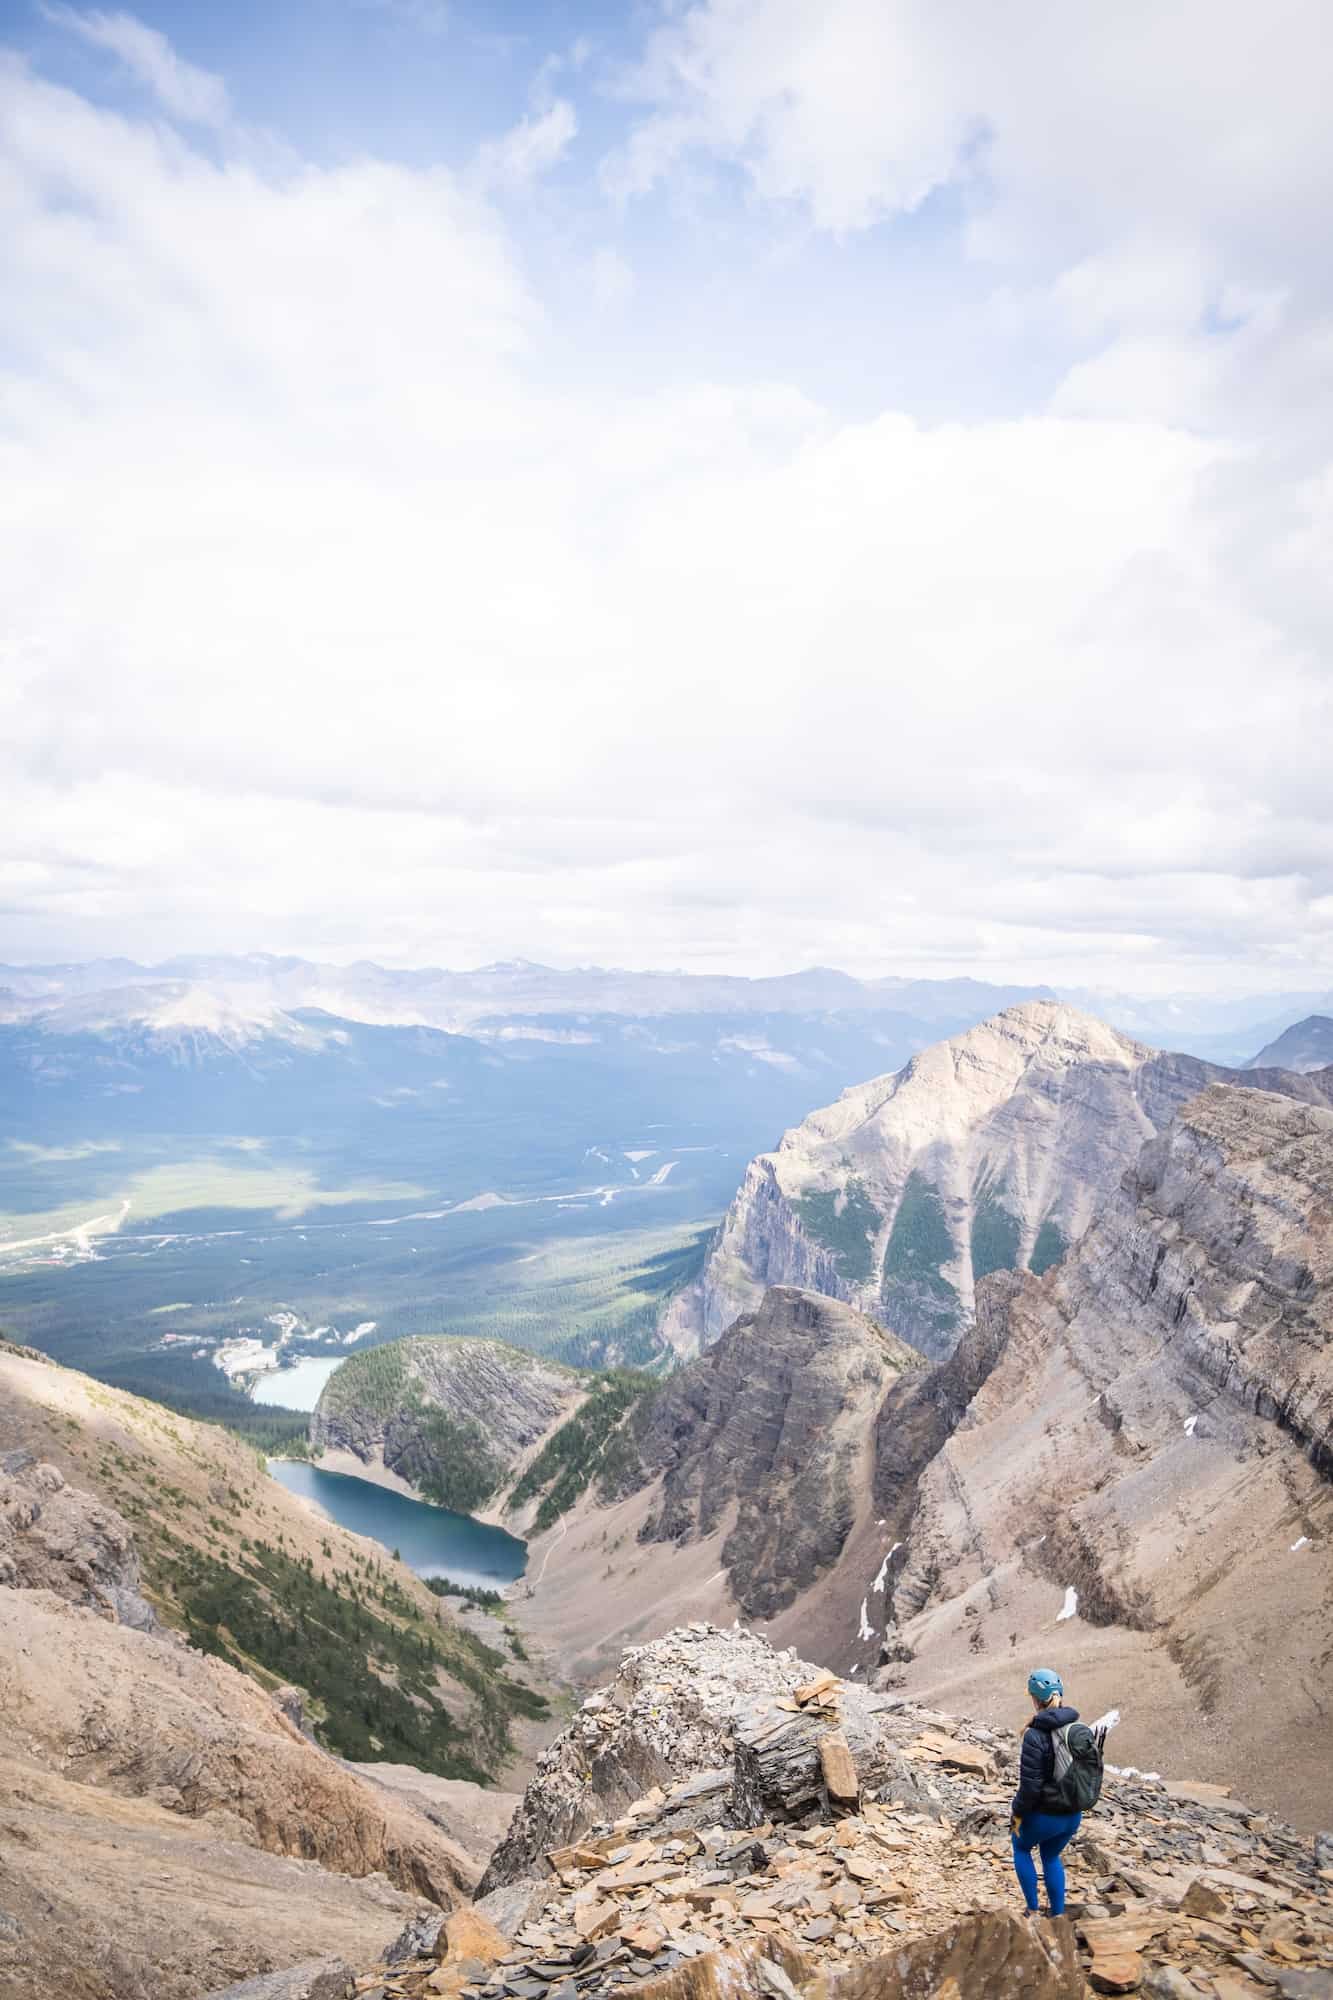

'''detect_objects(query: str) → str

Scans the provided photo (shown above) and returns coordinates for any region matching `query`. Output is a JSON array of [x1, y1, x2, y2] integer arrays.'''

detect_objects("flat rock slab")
[[1088, 1953, 1144, 1995], [202, 1961, 355, 2000], [1275, 1974, 1333, 2000], [813, 1912, 1084, 2000]]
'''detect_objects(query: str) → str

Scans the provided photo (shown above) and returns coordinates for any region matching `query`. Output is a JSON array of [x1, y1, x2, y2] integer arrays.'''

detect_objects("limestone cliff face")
[[632, 1288, 921, 1619], [0, 1447, 156, 1630], [672, 1000, 1333, 1362], [311, 1337, 588, 1514], [876, 1084, 1333, 1828]]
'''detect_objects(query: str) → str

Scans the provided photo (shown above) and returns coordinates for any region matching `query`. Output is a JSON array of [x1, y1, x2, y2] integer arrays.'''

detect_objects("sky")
[[1, 0, 1330, 991]]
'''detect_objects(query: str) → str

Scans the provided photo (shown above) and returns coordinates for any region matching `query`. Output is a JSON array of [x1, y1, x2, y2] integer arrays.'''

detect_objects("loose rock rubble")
[[341, 1627, 1333, 2000]]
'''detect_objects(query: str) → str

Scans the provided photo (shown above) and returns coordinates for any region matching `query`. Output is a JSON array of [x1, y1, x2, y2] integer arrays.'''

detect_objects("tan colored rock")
[[1088, 1953, 1144, 1995], [814, 1911, 1084, 1998], [908, 1733, 995, 1781], [1079, 1916, 1172, 1956], [547, 1843, 612, 1872], [796, 1673, 841, 1708], [0, 1588, 475, 1905], [435, 1909, 509, 1967], [573, 1899, 620, 1940], [634, 1941, 814, 2000], [819, 1732, 861, 1810]]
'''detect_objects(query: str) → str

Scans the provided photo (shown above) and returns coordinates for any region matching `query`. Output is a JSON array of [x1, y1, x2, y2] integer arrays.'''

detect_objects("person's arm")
[[1010, 1726, 1046, 1820]]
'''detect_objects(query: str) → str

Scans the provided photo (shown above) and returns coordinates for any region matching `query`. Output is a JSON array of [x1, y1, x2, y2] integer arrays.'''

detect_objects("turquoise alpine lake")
[[266, 1459, 527, 1590], [252, 1356, 343, 1410]]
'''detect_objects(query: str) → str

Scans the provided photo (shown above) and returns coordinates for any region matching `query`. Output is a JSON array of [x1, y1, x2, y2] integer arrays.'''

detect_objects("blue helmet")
[[1027, 1667, 1063, 1701]]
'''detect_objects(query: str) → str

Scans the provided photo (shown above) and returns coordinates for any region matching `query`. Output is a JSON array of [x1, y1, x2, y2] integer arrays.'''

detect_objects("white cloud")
[[475, 97, 577, 193], [40, 4, 230, 126], [0, 33, 1330, 988], [607, 0, 1331, 267]]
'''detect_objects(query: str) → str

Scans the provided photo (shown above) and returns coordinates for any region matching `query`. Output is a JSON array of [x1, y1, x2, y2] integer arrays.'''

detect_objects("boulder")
[[1178, 1879, 1228, 1920], [1141, 1971, 1204, 2000], [818, 1731, 861, 1811], [1275, 1973, 1333, 2000], [385, 1911, 447, 1963], [471, 1881, 553, 1939], [812, 1914, 1084, 1999], [435, 1908, 508, 1967]]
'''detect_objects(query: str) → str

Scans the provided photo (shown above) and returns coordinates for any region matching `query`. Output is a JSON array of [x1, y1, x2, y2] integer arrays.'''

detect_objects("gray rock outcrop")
[[631, 1290, 921, 1618], [0, 1449, 157, 1630], [202, 1962, 356, 2000], [458, 1626, 1330, 2000]]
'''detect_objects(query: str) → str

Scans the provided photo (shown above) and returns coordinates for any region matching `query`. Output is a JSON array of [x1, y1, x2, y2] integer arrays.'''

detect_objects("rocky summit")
[[661, 1001, 1333, 1362], [288, 1624, 1333, 2000], [872, 1084, 1333, 1828], [513, 1082, 1331, 1823]]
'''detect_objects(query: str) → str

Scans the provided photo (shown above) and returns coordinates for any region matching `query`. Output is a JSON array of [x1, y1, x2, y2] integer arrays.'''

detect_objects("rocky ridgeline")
[[629, 1292, 922, 1619], [663, 1002, 1333, 1362], [263, 1627, 1333, 2000]]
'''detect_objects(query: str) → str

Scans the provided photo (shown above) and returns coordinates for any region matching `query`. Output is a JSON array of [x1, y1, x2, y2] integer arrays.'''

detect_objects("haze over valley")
[[5, 955, 1332, 1415]]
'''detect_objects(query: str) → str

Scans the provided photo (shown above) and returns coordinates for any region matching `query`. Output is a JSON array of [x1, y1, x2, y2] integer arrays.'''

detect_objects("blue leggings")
[[1011, 1811, 1082, 1915]]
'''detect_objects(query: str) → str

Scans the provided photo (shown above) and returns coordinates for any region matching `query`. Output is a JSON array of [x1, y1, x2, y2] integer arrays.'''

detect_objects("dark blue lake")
[[267, 1460, 527, 1590]]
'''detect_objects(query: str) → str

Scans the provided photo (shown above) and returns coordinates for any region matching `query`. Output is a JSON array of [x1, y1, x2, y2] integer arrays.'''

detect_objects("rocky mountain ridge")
[[661, 1002, 1333, 1361], [0, 1339, 568, 1996], [865, 1084, 1333, 1827], [287, 1623, 1333, 2000], [627, 1292, 921, 1621], [514, 1082, 1331, 1826], [0, 1341, 551, 1782]]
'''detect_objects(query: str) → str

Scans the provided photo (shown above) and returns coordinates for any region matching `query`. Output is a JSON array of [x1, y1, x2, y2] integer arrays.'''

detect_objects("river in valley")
[[267, 1459, 526, 1590]]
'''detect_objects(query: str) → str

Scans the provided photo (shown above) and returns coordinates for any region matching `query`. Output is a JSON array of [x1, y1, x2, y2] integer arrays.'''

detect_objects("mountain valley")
[[3, 973, 1331, 1997]]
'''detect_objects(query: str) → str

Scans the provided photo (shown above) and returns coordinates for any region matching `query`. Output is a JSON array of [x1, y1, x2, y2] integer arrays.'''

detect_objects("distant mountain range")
[[3, 953, 1331, 1061], [1246, 1013, 1333, 1073]]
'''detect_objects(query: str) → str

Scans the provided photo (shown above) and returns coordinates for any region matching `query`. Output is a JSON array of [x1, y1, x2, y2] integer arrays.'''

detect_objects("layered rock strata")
[[521, 1084, 1332, 1826], [876, 1085, 1333, 1827], [663, 1001, 1333, 1361], [507, 1289, 920, 1678], [630, 1290, 921, 1619], [311, 1336, 587, 1520]]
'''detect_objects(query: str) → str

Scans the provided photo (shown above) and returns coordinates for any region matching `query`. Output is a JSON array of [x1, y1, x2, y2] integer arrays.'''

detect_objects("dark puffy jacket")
[[1011, 1704, 1080, 1817]]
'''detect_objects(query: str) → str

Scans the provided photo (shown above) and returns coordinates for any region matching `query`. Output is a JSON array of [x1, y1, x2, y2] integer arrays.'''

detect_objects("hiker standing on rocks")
[[1010, 1667, 1105, 1919]]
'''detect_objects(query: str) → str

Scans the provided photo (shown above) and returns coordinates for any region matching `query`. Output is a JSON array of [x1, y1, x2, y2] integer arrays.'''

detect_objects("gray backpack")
[[1047, 1721, 1105, 1812]]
